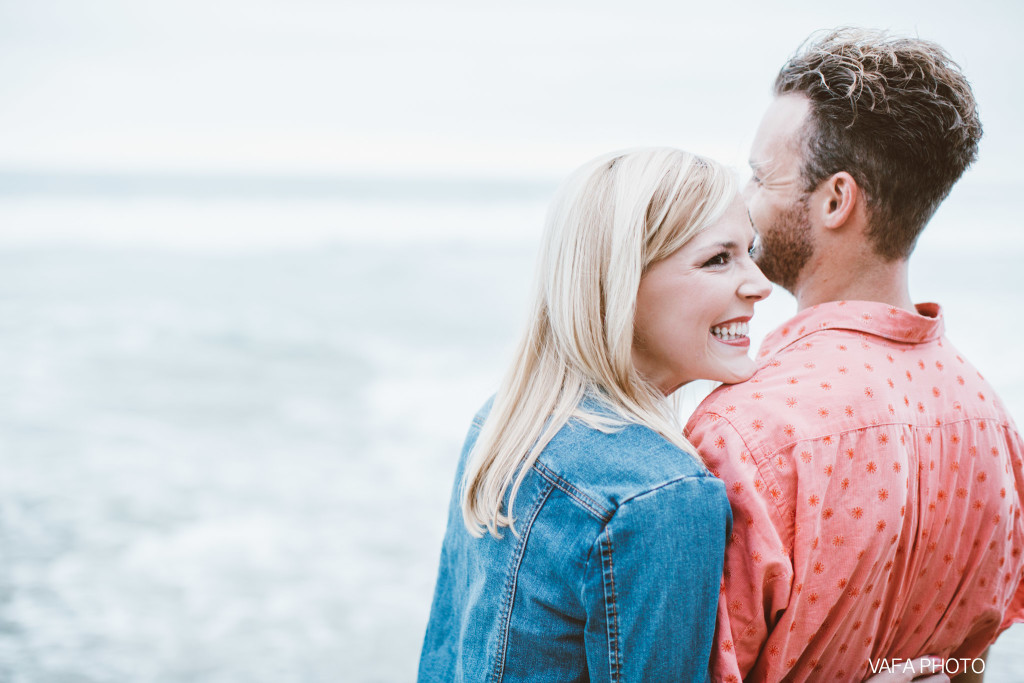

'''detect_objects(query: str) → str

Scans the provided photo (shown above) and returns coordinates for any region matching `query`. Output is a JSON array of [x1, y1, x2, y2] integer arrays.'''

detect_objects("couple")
[[418, 28, 1024, 682]]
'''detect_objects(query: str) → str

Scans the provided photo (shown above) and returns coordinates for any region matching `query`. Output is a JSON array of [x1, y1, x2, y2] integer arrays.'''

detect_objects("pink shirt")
[[685, 301, 1024, 682]]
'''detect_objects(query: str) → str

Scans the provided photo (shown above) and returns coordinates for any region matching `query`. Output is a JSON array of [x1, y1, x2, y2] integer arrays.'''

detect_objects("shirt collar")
[[758, 300, 945, 361]]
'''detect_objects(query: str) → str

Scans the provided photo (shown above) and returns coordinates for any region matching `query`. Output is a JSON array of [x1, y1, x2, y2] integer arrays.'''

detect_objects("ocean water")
[[0, 186, 1023, 681]]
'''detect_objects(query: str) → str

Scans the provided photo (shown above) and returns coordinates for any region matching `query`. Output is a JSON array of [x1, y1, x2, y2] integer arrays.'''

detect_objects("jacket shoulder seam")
[[532, 460, 613, 522]]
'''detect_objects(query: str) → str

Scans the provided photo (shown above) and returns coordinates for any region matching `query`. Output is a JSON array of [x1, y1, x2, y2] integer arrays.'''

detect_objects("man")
[[685, 28, 1024, 682]]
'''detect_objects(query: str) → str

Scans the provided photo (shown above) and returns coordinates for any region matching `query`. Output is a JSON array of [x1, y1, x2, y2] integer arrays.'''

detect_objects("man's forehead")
[[765, 93, 811, 130], [749, 95, 809, 168]]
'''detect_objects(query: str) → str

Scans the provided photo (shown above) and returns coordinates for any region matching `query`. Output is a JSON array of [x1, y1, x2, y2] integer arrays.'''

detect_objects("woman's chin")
[[707, 359, 757, 386]]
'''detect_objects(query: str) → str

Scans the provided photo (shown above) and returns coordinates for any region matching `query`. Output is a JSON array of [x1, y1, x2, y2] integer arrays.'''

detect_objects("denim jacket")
[[418, 398, 732, 683]]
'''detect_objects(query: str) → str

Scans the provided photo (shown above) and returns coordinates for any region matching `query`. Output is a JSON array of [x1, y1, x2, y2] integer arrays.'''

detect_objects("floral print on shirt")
[[686, 301, 1024, 683]]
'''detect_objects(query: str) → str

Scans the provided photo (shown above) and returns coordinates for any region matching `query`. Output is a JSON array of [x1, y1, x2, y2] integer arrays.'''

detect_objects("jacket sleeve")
[[581, 474, 731, 683]]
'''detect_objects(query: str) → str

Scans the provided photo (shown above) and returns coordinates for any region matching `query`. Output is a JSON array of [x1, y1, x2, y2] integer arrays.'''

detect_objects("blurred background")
[[1, 1, 1022, 681]]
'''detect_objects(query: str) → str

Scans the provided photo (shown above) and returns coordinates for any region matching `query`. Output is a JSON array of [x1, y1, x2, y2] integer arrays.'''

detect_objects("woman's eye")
[[703, 253, 729, 267]]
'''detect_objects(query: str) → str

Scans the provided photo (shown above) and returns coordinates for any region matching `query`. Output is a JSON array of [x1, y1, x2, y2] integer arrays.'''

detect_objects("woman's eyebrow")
[[696, 240, 740, 252]]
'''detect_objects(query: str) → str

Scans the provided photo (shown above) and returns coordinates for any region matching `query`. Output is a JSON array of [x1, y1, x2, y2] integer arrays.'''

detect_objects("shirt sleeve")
[[1000, 423, 1024, 633], [686, 412, 794, 683], [581, 475, 731, 683]]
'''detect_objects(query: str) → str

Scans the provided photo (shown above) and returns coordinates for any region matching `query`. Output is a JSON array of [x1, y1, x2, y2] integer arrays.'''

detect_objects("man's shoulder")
[[684, 376, 783, 460], [689, 341, 810, 421], [686, 327, 870, 450]]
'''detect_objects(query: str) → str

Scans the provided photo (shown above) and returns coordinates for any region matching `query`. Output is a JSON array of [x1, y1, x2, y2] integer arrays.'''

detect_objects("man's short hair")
[[775, 28, 982, 260]]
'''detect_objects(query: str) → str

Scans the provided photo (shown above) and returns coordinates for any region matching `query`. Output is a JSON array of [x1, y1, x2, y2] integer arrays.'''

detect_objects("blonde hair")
[[461, 147, 736, 538]]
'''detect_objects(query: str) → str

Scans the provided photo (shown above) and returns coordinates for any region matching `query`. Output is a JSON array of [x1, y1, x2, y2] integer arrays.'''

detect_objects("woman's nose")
[[739, 261, 772, 301]]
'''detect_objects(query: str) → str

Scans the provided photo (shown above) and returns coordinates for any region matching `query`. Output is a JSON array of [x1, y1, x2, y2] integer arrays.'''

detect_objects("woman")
[[418, 147, 763, 681], [417, 148, 945, 682]]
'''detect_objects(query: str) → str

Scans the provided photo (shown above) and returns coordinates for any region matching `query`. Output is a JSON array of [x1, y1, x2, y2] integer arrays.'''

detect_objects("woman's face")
[[632, 196, 772, 394]]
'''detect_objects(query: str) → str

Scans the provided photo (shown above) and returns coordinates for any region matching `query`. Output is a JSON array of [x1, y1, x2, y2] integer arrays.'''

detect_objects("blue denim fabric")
[[418, 399, 732, 683]]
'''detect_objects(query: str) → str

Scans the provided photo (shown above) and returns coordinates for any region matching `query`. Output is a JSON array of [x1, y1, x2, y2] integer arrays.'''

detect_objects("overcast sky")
[[0, 0, 1020, 182]]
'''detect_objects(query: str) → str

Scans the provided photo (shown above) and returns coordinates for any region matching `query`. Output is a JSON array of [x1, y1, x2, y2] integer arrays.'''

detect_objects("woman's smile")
[[710, 317, 752, 347]]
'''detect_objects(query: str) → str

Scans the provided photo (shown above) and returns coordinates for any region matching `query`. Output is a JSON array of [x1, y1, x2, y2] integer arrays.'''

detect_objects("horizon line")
[[0, 168, 560, 202]]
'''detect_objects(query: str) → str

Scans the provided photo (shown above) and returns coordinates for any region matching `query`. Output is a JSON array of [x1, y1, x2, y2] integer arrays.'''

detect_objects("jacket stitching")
[[489, 478, 554, 683], [617, 472, 716, 507], [602, 528, 622, 682], [532, 460, 612, 521]]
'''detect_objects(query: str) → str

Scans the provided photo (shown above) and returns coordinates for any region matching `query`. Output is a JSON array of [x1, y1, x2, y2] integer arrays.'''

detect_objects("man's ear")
[[812, 171, 860, 230]]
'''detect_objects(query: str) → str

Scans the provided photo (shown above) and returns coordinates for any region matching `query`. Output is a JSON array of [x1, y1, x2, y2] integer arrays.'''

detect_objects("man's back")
[[686, 300, 1024, 682]]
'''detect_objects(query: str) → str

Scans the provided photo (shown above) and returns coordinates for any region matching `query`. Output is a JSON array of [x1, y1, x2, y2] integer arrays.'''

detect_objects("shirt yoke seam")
[[729, 415, 1014, 463]]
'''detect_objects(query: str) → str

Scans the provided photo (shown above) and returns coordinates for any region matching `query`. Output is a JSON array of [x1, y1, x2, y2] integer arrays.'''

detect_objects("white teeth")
[[711, 322, 749, 340]]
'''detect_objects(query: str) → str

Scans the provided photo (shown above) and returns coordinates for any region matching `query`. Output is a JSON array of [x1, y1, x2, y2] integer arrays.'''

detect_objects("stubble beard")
[[754, 197, 814, 295]]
